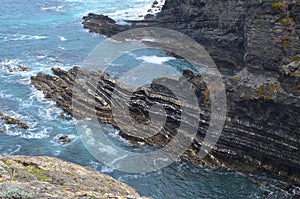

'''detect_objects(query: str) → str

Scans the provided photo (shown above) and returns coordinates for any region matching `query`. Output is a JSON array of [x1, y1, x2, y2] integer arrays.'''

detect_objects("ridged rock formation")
[[31, 66, 300, 185]]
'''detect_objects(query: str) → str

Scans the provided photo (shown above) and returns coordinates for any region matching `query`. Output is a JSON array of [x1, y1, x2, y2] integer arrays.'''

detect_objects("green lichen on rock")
[[257, 81, 281, 100], [232, 76, 238, 83], [272, 0, 300, 49]]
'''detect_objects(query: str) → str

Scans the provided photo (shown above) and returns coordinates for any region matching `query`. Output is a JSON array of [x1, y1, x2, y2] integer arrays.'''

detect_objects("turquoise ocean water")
[[0, 0, 293, 198]]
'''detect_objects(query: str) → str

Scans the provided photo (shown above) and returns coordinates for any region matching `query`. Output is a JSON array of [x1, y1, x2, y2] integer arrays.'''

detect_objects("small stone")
[[75, 192, 87, 197]]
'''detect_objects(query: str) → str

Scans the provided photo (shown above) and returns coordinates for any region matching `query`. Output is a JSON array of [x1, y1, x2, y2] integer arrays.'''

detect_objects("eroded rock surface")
[[0, 156, 151, 199]]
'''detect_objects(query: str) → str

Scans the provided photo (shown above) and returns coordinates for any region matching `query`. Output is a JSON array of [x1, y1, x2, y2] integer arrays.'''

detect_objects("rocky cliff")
[[35, 0, 300, 188], [83, 0, 300, 72], [31, 66, 300, 186], [154, 0, 300, 72], [0, 156, 150, 198]]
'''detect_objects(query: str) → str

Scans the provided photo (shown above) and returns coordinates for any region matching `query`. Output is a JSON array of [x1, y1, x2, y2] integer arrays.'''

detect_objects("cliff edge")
[[0, 156, 150, 199]]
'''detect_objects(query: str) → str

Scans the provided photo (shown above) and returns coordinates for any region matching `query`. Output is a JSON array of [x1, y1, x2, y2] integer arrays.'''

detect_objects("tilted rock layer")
[[31, 67, 300, 185]]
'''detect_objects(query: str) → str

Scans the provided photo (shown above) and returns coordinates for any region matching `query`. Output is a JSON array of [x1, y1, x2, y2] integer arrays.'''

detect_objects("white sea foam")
[[59, 36, 67, 41], [54, 150, 61, 156], [89, 160, 114, 173], [0, 59, 21, 73], [104, 0, 166, 21], [21, 128, 50, 139], [0, 59, 19, 66], [99, 166, 114, 173], [3, 34, 47, 41], [141, 38, 156, 42], [137, 55, 176, 65], [0, 109, 50, 139], [0, 90, 14, 99], [41, 6, 64, 11], [108, 130, 132, 146], [2, 145, 21, 156], [66, 0, 165, 22]]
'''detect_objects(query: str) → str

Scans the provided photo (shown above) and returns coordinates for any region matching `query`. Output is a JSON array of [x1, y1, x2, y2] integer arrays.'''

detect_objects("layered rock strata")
[[31, 66, 300, 185]]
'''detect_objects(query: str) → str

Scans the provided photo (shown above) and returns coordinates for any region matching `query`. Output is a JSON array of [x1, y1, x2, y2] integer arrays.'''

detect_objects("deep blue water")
[[0, 0, 294, 198]]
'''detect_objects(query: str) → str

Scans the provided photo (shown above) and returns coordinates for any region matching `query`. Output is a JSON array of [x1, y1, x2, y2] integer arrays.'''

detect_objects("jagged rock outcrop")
[[0, 112, 29, 129], [0, 156, 151, 198], [82, 0, 300, 72], [82, 14, 130, 37], [31, 66, 300, 185]]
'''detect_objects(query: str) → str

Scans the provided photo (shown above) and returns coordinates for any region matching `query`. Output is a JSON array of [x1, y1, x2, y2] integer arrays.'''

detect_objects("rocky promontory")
[[31, 65, 300, 185], [0, 156, 150, 198]]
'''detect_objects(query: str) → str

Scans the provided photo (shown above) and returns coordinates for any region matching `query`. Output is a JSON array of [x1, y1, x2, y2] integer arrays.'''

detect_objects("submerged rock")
[[0, 156, 151, 198], [0, 112, 29, 129], [58, 135, 71, 144], [6, 65, 29, 73]]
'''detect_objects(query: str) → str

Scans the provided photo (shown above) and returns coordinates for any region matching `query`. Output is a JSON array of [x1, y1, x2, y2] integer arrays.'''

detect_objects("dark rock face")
[[82, 13, 130, 37], [244, 2, 300, 72], [158, 0, 300, 71], [159, 0, 300, 72], [31, 67, 300, 185], [154, 0, 258, 70], [82, 0, 300, 72]]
